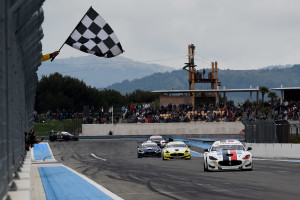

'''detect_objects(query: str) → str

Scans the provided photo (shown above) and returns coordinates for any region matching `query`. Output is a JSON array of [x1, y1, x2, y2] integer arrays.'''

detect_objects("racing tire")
[[241, 167, 253, 171], [203, 162, 207, 171], [204, 158, 210, 172], [242, 163, 253, 171]]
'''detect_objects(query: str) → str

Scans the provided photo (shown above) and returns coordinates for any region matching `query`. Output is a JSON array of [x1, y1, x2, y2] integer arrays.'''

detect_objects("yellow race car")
[[162, 141, 191, 160]]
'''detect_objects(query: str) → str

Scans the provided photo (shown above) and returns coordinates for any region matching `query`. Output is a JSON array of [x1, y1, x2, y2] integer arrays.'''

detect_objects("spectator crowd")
[[35, 100, 300, 124]]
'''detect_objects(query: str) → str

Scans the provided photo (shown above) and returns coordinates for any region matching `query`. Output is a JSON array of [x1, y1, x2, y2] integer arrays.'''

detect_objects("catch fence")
[[0, 0, 44, 199], [243, 120, 291, 143]]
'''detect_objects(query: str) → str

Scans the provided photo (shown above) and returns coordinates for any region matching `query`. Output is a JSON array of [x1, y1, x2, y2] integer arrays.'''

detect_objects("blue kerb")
[[33, 143, 52, 160], [191, 151, 204, 157], [173, 138, 189, 142], [39, 166, 114, 200], [276, 159, 300, 163], [190, 138, 216, 142], [188, 140, 211, 149], [173, 138, 212, 149]]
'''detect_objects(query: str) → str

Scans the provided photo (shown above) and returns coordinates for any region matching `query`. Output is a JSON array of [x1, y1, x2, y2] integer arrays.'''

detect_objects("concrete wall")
[[246, 143, 300, 159], [82, 122, 245, 136]]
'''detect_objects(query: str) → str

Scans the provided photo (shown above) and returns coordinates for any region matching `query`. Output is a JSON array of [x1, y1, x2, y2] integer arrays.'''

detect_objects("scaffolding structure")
[[183, 44, 221, 108]]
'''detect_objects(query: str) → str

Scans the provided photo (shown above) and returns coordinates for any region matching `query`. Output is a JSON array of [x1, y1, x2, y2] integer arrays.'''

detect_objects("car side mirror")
[[247, 147, 252, 151], [188, 145, 191, 148], [204, 149, 209, 152]]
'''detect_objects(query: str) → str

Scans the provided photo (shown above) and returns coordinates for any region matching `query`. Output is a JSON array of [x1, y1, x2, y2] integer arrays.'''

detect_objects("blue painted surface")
[[275, 159, 300, 163], [132, 138, 148, 141], [173, 138, 189, 142], [39, 166, 113, 200], [188, 140, 211, 149], [253, 158, 300, 163], [173, 138, 212, 149], [190, 138, 216, 142], [191, 151, 204, 157], [33, 143, 52, 160]]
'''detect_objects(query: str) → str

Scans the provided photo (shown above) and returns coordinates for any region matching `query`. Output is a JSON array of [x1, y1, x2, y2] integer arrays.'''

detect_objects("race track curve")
[[49, 139, 300, 200]]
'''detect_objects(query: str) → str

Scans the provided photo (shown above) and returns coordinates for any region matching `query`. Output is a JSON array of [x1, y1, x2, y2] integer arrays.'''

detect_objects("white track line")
[[91, 153, 107, 161]]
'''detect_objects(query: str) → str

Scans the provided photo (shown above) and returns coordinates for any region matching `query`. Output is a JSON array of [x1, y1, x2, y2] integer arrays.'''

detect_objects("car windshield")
[[151, 137, 162, 141], [167, 143, 186, 148], [211, 145, 244, 151], [142, 144, 157, 148]]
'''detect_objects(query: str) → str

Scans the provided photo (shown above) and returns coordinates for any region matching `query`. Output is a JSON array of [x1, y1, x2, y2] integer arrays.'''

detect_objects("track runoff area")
[[34, 138, 300, 200]]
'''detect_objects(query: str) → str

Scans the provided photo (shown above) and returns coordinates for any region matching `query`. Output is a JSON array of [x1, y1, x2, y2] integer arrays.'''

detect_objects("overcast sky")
[[42, 0, 300, 70]]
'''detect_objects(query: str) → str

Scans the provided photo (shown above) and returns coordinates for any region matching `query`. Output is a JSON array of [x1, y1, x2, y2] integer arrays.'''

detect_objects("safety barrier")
[[246, 143, 300, 159], [0, 0, 44, 199], [82, 122, 245, 136]]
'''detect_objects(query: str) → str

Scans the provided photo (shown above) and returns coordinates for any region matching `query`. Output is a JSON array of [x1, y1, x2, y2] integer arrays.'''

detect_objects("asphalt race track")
[[49, 139, 300, 200]]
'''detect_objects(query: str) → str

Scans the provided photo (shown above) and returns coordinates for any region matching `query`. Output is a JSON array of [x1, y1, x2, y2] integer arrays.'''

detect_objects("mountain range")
[[106, 64, 300, 103], [38, 55, 174, 88], [39, 55, 300, 103], [107, 65, 300, 91]]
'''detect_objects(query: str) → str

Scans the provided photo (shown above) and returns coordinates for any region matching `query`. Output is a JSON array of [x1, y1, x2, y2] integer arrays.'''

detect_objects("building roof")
[[151, 88, 259, 94], [271, 87, 300, 91]]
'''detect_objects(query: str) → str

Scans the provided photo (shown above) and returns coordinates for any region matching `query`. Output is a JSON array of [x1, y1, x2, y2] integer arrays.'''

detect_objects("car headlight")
[[209, 156, 218, 160], [185, 149, 190, 153], [138, 149, 144, 153]]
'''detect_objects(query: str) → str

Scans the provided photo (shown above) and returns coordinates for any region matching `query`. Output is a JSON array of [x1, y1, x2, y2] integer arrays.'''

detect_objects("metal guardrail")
[[0, 0, 44, 199]]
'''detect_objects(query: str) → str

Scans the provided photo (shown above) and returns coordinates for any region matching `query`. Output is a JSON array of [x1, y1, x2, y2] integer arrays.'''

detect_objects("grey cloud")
[[42, 0, 300, 70]]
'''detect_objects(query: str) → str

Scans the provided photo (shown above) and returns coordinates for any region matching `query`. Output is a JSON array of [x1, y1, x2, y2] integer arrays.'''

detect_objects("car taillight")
[[243, 155, 250, 159]]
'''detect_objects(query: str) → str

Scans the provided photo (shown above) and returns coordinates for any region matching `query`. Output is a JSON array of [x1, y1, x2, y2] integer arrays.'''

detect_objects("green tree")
[[267, 91, 278, 107], [259, 86, 269, 104], [35, 73, 160, 113]]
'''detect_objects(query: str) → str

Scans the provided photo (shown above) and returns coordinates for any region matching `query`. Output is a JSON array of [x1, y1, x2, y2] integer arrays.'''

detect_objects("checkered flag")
[[65, 7, 124, 58]]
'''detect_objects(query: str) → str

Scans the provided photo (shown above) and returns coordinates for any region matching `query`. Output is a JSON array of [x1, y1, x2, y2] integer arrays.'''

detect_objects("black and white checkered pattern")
[[65, 7, 123, 58]]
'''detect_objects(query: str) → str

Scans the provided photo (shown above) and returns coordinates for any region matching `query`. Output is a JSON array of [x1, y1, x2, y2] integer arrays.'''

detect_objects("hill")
[[106, 65, 300, 102], [38, 55, 174, 88]]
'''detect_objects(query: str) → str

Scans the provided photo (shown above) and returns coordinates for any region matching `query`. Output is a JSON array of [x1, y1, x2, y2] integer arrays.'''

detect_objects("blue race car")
[[137, 141, 161, 158]]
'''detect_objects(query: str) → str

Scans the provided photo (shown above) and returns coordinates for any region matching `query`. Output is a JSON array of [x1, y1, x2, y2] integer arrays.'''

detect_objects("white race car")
[[203, 140, 252, 171], [149, 135, 166, 147]]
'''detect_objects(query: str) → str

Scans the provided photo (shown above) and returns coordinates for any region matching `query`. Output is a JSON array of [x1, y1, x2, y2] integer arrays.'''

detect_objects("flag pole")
[[112, 106, 114, 134], [51, 6, 93, 62]]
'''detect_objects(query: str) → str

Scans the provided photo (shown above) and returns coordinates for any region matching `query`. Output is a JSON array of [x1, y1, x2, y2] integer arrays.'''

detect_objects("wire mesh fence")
[[243, 120, 291, 143], [0, 0, 44, 198]]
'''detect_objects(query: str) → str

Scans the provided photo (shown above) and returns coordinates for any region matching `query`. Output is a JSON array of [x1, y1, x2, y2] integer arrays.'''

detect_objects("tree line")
[[35, 73, 160, 113]]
